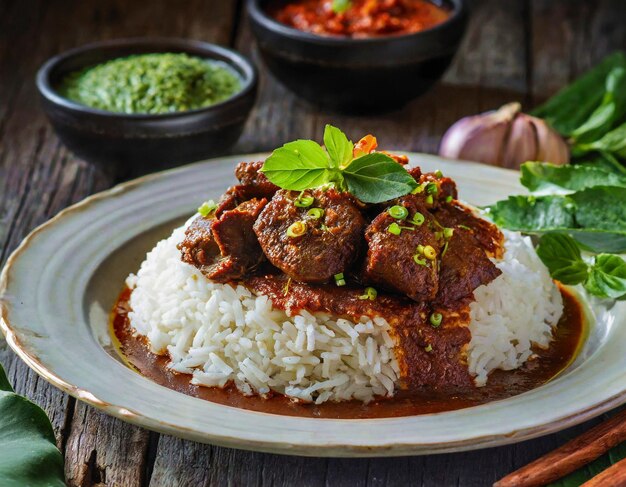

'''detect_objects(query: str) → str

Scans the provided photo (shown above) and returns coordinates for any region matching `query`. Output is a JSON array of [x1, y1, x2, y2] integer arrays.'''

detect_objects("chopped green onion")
[[411, 212, 425, 226], [445, 195, 453, 203], [198, 200, 217, 217], [426, 195, 434, 205], [425, 344, 433, 352], [320, 223, 329, 231], [334, 273, 346, 287], [287, 221, 307, 237], [426, 182, 439, 195], [307, 207, 324, 219], [387, 222, 402, 235], [388, 205, 409, 220], [411, 182, 427, 194], [423, 245, 437, 260], [443, 227, 454, 239], [413, 254, 427, 266], [294, 194, 314, 208], [459, 224, 472, 231], [358, 287, 377, 300], [429, 312, 443, 327], [441, 240, 449, 258], [434, 170, 443, 179], [416, 244, 425, 254]]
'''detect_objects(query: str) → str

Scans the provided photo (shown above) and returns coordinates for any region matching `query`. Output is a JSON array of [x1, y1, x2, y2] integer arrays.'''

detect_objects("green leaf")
[[571, 66, 626, 144], [577, 121, 626, 159], [0, 363, 65, 487], [323, 124, 354, 169], [532, 52, 626, 135], [342, 153, 418, 203], [486, 187, 626, 253], [573, 151, 626, 176], [585, 254, 626, 298], [261, 140, 335, 191], [331, 0, 351, 14], [536, 233, 589, 285], [520, 162, 626, 192]]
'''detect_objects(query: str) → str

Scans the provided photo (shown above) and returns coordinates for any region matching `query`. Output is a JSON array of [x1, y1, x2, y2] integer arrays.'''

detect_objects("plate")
[[1, 153, 624, 457]]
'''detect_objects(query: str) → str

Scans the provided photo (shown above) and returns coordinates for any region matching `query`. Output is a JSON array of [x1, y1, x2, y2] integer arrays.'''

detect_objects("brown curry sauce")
[[111, 286, 584, 419]]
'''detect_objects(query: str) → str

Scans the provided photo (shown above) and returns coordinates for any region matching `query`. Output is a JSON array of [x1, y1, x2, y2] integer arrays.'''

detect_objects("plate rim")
[[2, 153, 625, 457]]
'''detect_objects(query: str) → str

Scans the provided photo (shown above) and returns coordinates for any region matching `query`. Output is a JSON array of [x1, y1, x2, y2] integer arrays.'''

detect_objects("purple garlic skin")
[[439, 102, 570, 168]]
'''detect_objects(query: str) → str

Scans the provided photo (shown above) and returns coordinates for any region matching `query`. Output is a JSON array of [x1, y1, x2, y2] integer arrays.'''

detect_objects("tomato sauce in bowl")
[[267, 0, 451, 38]]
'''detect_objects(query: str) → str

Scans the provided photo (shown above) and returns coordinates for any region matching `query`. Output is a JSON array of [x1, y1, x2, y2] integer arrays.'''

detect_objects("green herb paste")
[[59, 53, 242, 114]]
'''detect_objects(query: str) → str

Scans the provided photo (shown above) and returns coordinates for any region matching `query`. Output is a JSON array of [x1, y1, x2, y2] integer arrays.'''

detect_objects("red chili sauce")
[[111, 286, 584, 419], [267, 0, 451, 38]]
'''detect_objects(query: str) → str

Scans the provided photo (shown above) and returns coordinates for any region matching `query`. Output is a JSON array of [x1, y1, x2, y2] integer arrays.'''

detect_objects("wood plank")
[[0, 0, 239, 484]]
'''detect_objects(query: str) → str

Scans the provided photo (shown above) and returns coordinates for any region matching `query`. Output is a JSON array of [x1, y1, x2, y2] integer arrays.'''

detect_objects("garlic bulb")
[[439, 102, 570, 167]]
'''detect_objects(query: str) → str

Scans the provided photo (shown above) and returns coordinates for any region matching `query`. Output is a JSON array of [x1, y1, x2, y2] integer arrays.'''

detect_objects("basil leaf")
[[571, 66, 626, 144], [585, 254, 626, 298], [574, 151, 626, 176], [520, 162, 626, 192], [486, 187, 626, 253], [261, 140, 335, 191], [578, 121, 626, 159], [342, 153, 418, 203], [532, 52, 626, 135], [0, 363, 65, 487], [536, 233, 589, 284], [323, 124, 353, 169]]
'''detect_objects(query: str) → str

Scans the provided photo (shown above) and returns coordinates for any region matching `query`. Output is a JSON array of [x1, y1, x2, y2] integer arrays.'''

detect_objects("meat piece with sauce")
[[363, 195, 441, 302], [253, 188, 367, 283], [179, 198, 267, 282], [215, 161, 279, 217]]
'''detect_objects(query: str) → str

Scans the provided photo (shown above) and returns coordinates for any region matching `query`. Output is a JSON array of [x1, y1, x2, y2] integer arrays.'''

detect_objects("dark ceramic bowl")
[[36, 38, 258, 174], [247, 0, 467, 113]]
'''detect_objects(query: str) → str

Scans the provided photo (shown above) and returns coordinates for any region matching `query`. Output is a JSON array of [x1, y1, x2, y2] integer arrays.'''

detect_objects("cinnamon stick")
[[581, 457, 626, 487], [494, 408, 626, 487]]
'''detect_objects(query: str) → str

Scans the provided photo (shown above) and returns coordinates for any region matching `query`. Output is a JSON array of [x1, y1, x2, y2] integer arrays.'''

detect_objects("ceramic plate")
[[1, 154, 624, 457]]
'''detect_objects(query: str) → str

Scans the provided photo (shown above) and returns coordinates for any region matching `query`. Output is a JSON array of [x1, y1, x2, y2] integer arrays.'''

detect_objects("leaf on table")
[[520, 162, 626, 192], [486, 187, 626, 253], [571, 66, 626, 144], [532, 52, 626, 136], [0, 362, 65, 487]]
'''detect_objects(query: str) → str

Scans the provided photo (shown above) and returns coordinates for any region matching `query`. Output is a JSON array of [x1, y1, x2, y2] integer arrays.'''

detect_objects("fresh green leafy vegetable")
[[535, 234, 626, 299], [577, 121, 626, 159], [520, 162, 626, 192], [586, 254, 626, 298], [575, 151, 626, 176], [486, 186, 626, 253], [331, 0, 351, 14], [571, 66, 626, 144], [0, 363, 65, 487], [532, 52, 626, 136], [342, 153, 418, 204], [536, 233, 589, 284], [261, 125, 417, 203]]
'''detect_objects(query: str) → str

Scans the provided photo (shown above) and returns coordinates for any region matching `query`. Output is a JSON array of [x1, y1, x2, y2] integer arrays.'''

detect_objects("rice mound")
[[126, 224, 563, 403], [468, 230, 563, 386]]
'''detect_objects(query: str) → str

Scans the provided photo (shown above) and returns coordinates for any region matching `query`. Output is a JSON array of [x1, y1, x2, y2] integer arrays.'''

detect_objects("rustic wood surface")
[[1, 0, 625, 485]]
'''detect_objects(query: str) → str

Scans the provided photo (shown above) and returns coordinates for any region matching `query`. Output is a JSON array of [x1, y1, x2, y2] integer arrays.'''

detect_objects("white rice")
[[468, 230, 563, 386], [126, 224, 562, 402]]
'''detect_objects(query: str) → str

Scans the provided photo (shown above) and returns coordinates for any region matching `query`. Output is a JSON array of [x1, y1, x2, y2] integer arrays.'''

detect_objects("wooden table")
[[1, 0, 625, 485]]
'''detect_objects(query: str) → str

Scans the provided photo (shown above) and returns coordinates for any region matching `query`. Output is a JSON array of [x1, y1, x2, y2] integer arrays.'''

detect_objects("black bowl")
[[36, 38, 258, 175], [247, 0, 467, 113]]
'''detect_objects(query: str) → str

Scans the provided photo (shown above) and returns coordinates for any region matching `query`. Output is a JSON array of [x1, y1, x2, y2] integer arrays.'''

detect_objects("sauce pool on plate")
[[267, 0, 451, 38], [111, 286, 585, 419]]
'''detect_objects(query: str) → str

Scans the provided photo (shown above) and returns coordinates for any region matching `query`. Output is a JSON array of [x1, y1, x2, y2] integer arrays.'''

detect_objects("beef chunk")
[[253, 188, 366, 283], [363, 195, 441, 302], [435, 228, 501, 307], [179, 198, 267, 282], [434, 202, 503, 257], [214, 161, 279, 217], [234, 161, 278, 200]]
